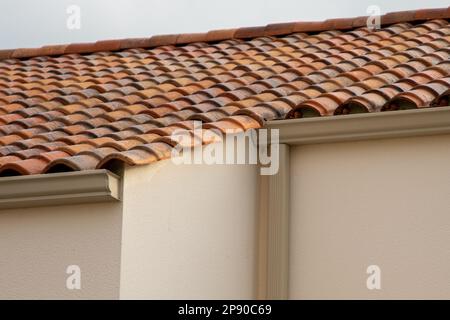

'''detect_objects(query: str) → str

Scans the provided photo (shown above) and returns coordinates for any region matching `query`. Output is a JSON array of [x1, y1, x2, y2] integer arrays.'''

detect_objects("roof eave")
[[0, 169, 121, 210], [266, 106, 450, 145]]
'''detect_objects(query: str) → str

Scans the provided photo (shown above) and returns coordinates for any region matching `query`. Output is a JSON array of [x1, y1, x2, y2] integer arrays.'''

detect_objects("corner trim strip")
[[259, 144, 290, 299]]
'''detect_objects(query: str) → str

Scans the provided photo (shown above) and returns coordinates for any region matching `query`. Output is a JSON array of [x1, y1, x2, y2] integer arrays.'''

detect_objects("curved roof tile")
[[0, 8, 449, 175]]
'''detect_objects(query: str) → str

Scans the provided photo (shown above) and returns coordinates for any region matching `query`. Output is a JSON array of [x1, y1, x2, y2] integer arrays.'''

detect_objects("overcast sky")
[[1, 0, 448, 49]]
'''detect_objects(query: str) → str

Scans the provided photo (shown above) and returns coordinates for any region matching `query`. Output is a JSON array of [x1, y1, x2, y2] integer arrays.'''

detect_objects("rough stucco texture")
[[0, 202, 123, 299], [0, 146, 259, 299], [120, 158, 259, 299], [289, 133, 450, 299]]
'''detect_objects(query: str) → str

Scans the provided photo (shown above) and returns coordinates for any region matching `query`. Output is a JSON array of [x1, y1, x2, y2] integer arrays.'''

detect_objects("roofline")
[[266, 106, 450, 145], [1, 7, 449, 61], [0, 108, 449, 209], [0, 169, 121, 209]]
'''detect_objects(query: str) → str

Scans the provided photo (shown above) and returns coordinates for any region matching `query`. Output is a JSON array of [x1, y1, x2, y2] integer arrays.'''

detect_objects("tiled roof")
[[0, 7, 449, 176]]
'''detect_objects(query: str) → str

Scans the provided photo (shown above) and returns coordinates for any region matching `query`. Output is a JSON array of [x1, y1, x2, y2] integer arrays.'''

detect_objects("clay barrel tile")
[[146, 34, 179, 47], [206, 29, 238, 42]]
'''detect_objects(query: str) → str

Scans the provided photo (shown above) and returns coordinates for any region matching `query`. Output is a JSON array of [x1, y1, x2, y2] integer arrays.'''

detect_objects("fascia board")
[[266, 107, 450, 145], [0, 169, 121, 209]]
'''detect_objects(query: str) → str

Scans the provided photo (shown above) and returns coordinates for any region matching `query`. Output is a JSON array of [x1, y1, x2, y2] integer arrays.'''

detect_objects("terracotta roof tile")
[[0, 7, 449, 175]]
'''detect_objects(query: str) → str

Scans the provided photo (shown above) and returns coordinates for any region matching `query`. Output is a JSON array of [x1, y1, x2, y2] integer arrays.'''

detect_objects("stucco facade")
[[289, 133, 450, 299], [0, 202, 123, 299], [120, 160, 259, 299], [0, 156, 259, 299]]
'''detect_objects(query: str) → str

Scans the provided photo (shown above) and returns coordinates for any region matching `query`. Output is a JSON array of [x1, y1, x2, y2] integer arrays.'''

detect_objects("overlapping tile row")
[[0, 14, 449, 176]]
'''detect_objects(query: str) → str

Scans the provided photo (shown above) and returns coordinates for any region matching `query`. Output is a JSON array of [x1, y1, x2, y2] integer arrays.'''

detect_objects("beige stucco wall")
[[0, 202, 123, 299], [120, 159, 259, 299], [0, 144, 259, 299], [289, 134, 450, 299]]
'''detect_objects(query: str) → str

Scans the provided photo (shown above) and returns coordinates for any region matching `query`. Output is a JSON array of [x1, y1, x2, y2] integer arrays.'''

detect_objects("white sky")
[[1, 0, 448, 49]]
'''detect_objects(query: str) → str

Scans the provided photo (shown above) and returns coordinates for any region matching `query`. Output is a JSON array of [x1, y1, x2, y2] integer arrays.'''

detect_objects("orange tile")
[[0, 8, 448, 175]]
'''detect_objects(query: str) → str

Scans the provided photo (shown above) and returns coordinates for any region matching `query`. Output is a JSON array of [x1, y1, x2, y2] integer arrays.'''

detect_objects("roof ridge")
[[0, 6, 449, 61]]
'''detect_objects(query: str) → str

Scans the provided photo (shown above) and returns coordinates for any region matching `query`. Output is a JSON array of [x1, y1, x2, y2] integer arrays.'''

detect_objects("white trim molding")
[[266, 107, 450, 145], [0, 169, 121, 209]]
